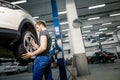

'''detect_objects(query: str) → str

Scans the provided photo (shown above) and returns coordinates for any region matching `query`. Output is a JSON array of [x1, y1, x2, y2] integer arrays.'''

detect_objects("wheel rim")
[[23, 32, 37, 53]]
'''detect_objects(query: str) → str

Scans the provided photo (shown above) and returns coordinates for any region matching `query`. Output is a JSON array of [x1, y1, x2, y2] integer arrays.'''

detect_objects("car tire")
[[111, 60, 114, 63], [100, 59, 104, 63], [16, 69, 20, 74], [14, 31, 37, 66], [90, 59, 93, 64]]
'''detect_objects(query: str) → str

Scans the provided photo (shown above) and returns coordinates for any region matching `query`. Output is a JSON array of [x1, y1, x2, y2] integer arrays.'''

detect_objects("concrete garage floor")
[[0, 59, 120, 80], [52, 59, 120, 80], [76, 59, 120, 80]]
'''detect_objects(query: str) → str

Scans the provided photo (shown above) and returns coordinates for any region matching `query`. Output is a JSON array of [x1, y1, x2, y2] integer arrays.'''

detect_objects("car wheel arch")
[[18, 19, 38, 40]]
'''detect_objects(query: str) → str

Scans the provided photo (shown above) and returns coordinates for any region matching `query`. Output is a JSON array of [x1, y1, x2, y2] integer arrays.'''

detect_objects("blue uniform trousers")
[[33, 56, 52, 80]]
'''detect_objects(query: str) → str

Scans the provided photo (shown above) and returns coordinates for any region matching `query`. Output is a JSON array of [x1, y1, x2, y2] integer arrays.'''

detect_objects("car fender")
[[18, 18, 38, 39]]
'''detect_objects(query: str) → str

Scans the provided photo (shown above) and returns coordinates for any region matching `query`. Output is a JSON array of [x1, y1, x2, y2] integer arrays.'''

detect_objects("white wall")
[[83, 34, 118, 47]]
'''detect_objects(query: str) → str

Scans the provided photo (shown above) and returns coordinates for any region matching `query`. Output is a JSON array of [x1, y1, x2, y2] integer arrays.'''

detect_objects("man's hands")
[[21, 39, 37, 61], [21, 50, 34, 61]]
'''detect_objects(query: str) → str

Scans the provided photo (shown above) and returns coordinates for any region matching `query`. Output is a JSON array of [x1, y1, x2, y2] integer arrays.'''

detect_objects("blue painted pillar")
[[50, 0, 67, 80]]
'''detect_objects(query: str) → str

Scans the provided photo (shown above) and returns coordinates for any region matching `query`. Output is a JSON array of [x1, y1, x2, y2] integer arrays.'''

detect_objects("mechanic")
[[22, 20, 53, 80]]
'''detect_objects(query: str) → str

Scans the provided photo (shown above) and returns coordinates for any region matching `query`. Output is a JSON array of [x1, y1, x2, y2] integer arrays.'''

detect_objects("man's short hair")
[[35, 20, 46, 27]]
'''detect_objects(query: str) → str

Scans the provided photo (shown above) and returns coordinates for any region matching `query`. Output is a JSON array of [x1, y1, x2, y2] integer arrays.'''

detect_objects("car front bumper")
[[0, 28, 20, 46]]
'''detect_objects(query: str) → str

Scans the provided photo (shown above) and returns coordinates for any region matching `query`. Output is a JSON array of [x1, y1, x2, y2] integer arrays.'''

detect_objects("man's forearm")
[[32, 47, 46, 56], [32, 43, 39, 49]]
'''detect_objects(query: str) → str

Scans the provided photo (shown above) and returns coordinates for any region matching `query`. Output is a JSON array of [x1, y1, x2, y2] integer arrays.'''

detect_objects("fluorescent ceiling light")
[[58, 11, 67, 15], [88, 4, 105, 9], [117, 26, 120, 28], [100, 37, 106, 39], [95, 31, 103, 34], [60, 21, 68, 25], [62, 29, 69, 32], [106, 32, 113, 35], [33, 16, 39, 19], [102, 22, 112, 25], [99, 28, 107, 31], [82, 30, 91, 33], [65, 40, 69, 42], [82, 34, 88, 36], [110, 13, 120, 17], [64, 39, 69, 42], [11, 0, 27, 5], [88, 17, 100, 20], [83, 25, 93, 28], [92, 34, 99, 37]]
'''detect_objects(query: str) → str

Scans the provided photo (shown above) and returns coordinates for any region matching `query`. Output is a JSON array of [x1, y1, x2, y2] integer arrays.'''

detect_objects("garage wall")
[[83, 34, 118, 47], [62, 34, 119, 58], [63, 42, 70, 50]]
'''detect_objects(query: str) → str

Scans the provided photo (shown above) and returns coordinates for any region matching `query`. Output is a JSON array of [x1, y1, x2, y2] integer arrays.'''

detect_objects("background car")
[[0, 1, 38, 65], [89, 51, 117, 64], [0, 62, 11, 74], [0, 62, 28, 74], [103, 51, 117, 62]]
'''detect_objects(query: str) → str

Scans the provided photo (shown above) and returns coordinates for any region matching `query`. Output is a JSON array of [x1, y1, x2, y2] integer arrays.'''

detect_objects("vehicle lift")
[[50, 0, 72, 80]]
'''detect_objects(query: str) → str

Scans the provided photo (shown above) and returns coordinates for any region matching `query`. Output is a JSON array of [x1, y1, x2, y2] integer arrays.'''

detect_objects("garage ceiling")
[[6, 0, 120, 39]]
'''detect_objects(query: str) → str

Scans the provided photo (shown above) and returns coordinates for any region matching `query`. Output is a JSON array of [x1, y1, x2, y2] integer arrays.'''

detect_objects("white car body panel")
[[0, 7, 19, 30], [0, 7, 35, 30]]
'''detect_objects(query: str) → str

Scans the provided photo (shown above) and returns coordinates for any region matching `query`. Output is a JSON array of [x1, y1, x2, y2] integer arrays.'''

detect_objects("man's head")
[[35, 20, 46, 32]]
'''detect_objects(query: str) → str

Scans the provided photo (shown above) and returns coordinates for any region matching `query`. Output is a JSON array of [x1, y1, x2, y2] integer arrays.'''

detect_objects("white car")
[[0, 62, 28, 74], [0, 62, 11, 73], [0, 1, 38, 65]]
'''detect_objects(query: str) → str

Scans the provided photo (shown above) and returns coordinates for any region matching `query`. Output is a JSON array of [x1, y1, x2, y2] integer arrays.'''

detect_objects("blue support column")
[[51, 0, 67, 80]]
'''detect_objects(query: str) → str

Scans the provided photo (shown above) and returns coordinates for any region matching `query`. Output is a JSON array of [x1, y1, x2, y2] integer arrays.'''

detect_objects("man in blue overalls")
[[22, 20, 53, 80]]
